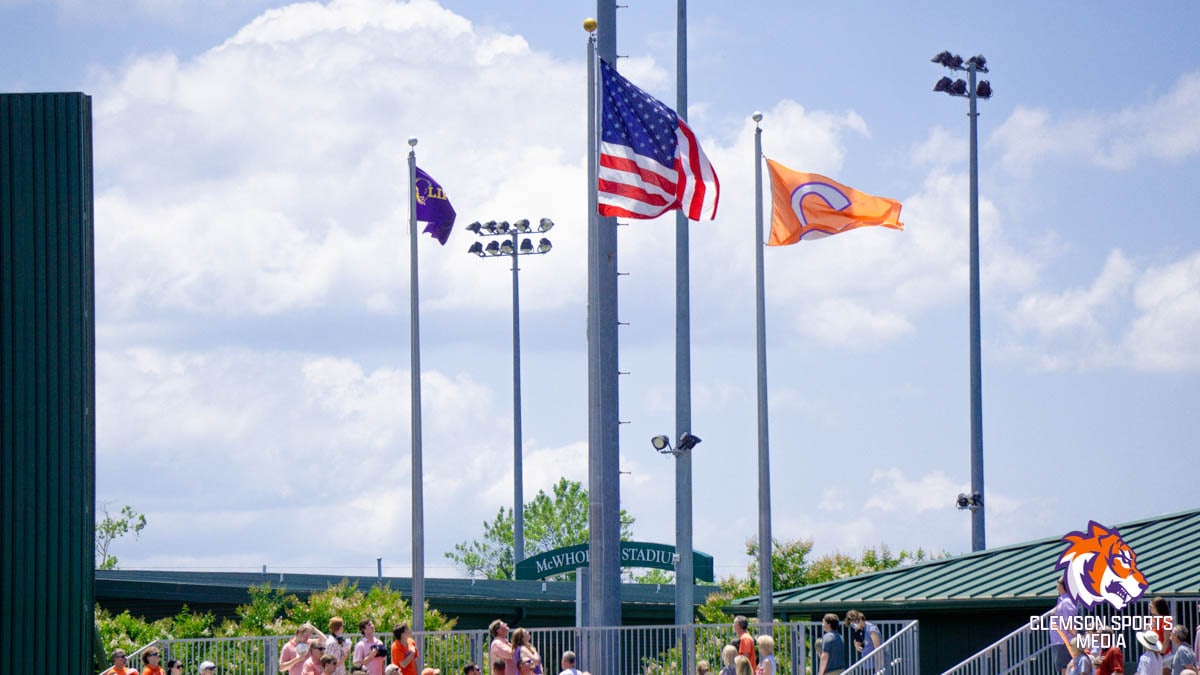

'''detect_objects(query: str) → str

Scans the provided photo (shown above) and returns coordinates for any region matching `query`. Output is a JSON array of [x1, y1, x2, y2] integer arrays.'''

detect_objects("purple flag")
[[414, 166, 456, 245]]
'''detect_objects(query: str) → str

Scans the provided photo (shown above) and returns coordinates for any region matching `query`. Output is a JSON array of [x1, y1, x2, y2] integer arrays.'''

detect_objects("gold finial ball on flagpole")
[[752, 112, 764, 123], [583, 17, 597, 33], [408, 137, 418, 147]]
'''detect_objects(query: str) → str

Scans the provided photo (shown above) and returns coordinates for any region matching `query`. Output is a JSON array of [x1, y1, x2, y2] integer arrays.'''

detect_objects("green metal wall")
[[1, 92, 96, 674]]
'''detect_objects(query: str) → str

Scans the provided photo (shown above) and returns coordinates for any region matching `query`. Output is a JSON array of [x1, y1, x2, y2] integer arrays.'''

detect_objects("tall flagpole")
[[587, 0, 621, 657], [673, 0, 695, 647], [752, 113, 773, 626], [407, 137, 425, 671]]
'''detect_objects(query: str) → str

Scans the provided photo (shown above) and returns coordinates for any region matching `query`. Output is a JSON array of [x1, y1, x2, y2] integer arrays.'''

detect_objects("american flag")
[[597, 60, 719, 221]]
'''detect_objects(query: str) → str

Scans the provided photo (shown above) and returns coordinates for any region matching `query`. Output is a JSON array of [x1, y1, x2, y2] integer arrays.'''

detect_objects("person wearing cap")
[[100, 648, 138, 675], [140, 646, 165, 675], [198, 661, 216, 675], [1135, 630, 1166, 675]]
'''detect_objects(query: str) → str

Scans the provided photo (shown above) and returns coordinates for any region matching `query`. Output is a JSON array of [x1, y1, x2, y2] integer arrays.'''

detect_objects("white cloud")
[[992, 70, 1200, 173], [863, 467, 963, 514], [92, 0, 589, 322], [86, 0, 1059, 352], [97, 346, 516, 568], [1125, 252, 1200, 371], [1002, 249, 1200, 372]]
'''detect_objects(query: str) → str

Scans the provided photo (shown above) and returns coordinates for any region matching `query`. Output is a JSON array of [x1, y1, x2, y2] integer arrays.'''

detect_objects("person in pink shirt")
[[353, 619, 388, 675], [302, 638, 328, 675], [488, 620, 515, 675], [282, 625, 325, 675]]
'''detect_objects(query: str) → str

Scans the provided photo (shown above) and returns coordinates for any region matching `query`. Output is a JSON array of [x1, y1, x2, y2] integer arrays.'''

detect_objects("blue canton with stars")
[[600, 60, 679, 168]]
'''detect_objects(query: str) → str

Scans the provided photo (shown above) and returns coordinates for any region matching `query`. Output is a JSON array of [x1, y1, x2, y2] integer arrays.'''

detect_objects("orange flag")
[[766, 158, 903, 245]]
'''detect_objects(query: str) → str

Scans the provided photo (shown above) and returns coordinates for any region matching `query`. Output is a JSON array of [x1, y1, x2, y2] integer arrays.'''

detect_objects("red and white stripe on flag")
[[673, 119, 719, 221], [598, 119, 719, 221]]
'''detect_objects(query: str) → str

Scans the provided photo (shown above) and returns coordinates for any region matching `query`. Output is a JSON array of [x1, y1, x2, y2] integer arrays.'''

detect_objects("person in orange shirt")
[[733, 616, 757, 672], [99, 648, 138, 675], [140, 647, 165, 675], [390, 624, 418, 675]]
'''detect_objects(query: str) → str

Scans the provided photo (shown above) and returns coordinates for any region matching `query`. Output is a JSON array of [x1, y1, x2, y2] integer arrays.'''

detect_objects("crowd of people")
[[100, 597, 1200, 675], [690, 613, 881, 675], [93, 614, 585, 675], [1051, 585, 1200, 675]]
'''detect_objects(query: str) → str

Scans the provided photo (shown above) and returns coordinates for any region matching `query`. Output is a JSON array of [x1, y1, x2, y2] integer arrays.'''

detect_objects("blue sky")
[[5, 0, 1199, 583]]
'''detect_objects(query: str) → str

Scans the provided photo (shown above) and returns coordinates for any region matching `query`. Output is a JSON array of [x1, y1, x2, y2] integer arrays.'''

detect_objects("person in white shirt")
[[1135, 630, 1165, 675], [326, 617, 350, 675], [557, 651, 588, 675]]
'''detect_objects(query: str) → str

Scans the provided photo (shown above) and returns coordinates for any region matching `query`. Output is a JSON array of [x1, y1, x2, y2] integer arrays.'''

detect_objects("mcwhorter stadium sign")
[[514, 541, 714, 581]]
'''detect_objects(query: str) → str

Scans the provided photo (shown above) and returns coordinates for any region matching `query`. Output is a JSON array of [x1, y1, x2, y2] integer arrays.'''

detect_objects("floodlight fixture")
[[966, 54, 988, 73], [956, 492, 983, 511], [465, 215, 558, 569], [950, 79, 968, 96], [976, 80, 993, 99], [933, 76, 954, 93], [650, 432, 701, 455]]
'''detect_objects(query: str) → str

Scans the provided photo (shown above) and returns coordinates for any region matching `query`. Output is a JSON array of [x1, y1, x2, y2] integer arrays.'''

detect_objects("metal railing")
[[840, 620, 920, 675], [943, 597, 1200, 675], [941, 610, 1052, 675], [125, 620, 916, 675]]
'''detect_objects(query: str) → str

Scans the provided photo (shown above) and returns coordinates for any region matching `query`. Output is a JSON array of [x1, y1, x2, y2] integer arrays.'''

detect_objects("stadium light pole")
[[465, 219, 554, 565], [932, 51, 993, 552]]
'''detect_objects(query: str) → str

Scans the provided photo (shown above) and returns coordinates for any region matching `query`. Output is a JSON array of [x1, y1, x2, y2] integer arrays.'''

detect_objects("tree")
[[444, 478, 635, 580], [697, 537, 944, 623], [94, 580, 454, 661], [96, 504, 147, 570]]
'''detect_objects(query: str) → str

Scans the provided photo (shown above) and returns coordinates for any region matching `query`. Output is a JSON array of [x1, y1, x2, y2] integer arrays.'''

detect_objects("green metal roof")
[[733, 508, 1200, 613], [95, 570, 723, 626]]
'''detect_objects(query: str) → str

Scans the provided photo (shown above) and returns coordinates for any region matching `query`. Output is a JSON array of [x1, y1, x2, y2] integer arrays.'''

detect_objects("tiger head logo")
[[1055, 521, 1148, 611]]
